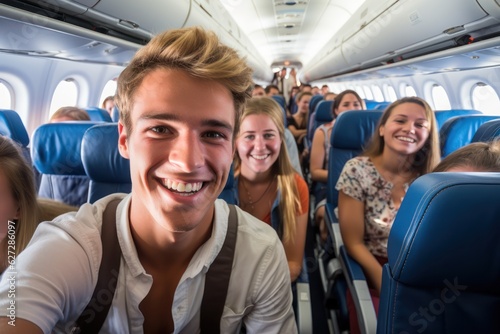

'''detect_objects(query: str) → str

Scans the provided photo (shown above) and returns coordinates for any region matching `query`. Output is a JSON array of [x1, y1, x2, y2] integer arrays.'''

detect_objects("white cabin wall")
[[0, 52, 123, 135]]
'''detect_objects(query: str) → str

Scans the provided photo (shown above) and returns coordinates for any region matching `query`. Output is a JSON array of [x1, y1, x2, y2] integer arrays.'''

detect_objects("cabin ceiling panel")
[[220, 0, 365, 69]]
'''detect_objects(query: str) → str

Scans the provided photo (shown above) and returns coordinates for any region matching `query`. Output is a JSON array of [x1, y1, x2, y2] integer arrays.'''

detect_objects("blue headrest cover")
[[0, 109, 29, 146], [84, 107, 112, 122], [315, 101, 334, 123], [331, 110, 382, 149], [434, 109, 482, 129], [81, 123, 131, 183], [472, 119, 500, 142], [440, 115, 500, 156], [31, 122, 97, 175]]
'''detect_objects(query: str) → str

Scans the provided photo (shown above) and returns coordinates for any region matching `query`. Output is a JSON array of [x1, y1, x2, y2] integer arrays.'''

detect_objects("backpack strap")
[[72, 198, 122, 334], [200, 204, 239, 333]]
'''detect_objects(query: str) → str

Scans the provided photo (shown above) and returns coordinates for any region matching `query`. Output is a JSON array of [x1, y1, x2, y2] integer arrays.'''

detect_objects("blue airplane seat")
[[364, 99, 382, 110], [434, 109, 482, 130], [378, 172, 500, 334], [0, 109, 31, 161], [307, 100, 334, 145], [323, 110, 383, 334], [439, 115, 500, 158], [373, 101, 390, 110], [471, 118, 500, 142], [111, 105, 120, 122], [32, 122, 98, 207], [309, 94, 323, 114], [84, 107, 113, 122], [218, 165, 235, 204], [81, 123, 131, 203], [271, 95, 287, 112]]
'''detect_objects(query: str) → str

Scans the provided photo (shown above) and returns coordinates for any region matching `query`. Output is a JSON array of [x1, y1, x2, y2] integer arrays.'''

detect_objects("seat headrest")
[[84, 107, 113, 122], [315, 101, 334, 123], [472, 119, 500, 142], [388, 172, 500, 288], [309, 95, 323, 112], [31, 122, 98, 175], [111, 105, 120, 122], [0, 109, 29, 146], [440, 115, 500, 157], [331, 110, 382, 149], [434, 109, 482, 130], [81, 123, 131, 183]]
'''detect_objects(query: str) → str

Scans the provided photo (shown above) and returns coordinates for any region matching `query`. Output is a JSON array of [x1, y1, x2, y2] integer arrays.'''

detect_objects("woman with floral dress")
[[335, 97, 441, 334]]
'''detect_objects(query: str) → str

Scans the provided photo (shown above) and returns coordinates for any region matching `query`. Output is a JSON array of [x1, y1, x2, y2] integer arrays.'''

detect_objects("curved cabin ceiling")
[[220, 0, 366, 70]]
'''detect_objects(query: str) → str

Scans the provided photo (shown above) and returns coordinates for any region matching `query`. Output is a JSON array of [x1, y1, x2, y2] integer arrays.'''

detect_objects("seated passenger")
[[310, 89, 364, 242], [287, 91, 312, 170], [49, 106, 90, 123], [0, 136, 76, 275], [234, 97, 309, 282], [0, 27, 296, 333], [101, 96, 115, 115], [335, 97, 440, 334], [252, 84, 266, 97], [433, 140, 500, 172]]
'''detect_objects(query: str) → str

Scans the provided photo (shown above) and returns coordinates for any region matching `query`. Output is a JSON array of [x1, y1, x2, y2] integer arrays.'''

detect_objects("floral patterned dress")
[[335, 156, 414, 258]]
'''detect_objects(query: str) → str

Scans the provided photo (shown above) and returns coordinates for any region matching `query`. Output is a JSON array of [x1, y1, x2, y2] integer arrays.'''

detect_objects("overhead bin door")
[[91, 0, 190, 35]]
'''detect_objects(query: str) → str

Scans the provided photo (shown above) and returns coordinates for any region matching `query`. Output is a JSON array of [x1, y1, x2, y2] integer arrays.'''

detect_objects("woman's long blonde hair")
[[0, 136, 38, 270], [0, 137, 77, 272], [234, 97, 302, 243]]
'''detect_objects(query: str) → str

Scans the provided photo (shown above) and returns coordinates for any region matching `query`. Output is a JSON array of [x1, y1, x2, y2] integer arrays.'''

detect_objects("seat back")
[[81, 123, 132, 203], [84, 107, 113, 122], [271, 95, 287, 113], [439, 115, 500, 157], [0, 109, 31, 161], [218, 165, 236, 204], [471, 118, 500, 142], [378, 172, 500, 334], [306, 100, 333, 145], [32, 122, 98, 206], [434, 109, 482, 130], [111, 105, 120, 122], [326, 110, 383, 208], [309, 94, 323, 114]]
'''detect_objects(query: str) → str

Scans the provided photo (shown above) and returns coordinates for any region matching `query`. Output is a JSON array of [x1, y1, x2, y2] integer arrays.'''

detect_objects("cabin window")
[[0, 80, 12, 109], [431, 84, 451, 110], [371, 85, 384, 102], [355, 86, 365, 99], [471, 83, 500, 115], [363, 86, 373, 100], [384, 84, 397, 102], [99, 79, 117, 107], [401, 84, 417, 97], [49, 79, 78, 119]]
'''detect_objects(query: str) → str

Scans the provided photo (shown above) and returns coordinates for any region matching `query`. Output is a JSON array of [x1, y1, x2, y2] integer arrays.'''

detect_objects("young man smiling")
[[0, 27, 297, 333]]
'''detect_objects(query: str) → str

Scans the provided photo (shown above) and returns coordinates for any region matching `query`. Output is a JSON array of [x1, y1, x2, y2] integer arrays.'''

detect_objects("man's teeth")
[[164, 180, 203, 192]]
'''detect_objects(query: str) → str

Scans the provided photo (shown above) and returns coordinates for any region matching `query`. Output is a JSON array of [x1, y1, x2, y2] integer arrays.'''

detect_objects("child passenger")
[[336, 97, 440, 334], [433, 140, 500, 172]]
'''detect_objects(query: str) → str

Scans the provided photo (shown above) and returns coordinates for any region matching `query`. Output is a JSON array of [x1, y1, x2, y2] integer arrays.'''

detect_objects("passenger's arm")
[[309, 128, 328, 183], [283, 211, 308, 282], [0, 318, 43, 334], [338, 191, 383, 293], [287, 124, 306, 140]]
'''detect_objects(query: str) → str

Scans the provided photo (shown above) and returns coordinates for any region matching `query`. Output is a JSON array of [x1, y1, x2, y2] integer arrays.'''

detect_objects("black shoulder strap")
[[72, 199, 122, 334], [200, 204, 239, 333]]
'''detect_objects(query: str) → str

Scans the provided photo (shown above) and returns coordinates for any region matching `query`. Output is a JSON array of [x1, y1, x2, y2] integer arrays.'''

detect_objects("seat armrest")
[[339, 246, 377, 334]]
